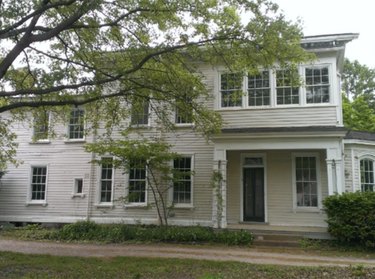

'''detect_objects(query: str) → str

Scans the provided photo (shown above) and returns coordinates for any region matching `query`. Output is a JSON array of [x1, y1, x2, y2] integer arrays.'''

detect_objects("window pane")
[[128, 159, 146, 203], [173, 157, 192, 204], [305, 67, 330, 104], [221, 73, 242, 107], [31, 167, 47, 201], [295, 156, 318, 207], [360, 159, 374, 192], [68, 108, 84, 139]]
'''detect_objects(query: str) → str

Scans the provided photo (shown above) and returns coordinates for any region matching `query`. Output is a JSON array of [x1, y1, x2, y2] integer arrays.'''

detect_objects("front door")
[[243, 167, 265, 222]]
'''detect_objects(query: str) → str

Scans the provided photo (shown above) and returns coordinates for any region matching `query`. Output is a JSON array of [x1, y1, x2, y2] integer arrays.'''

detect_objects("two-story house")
[[0, 33, 372, 235]]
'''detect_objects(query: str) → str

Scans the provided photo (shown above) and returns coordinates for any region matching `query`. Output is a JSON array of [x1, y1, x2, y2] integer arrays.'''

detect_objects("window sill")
[[175, 123, 194, 128], [293, 207, 323, 213], [26, 201, 48, 207], [172, 204, 194, 210], [64, 139, 86, 144], [124, 203, 148, 209], [29, 140, 51, 144], [94, 203, 114, 209], [130, 124, 150, 129], [71, 193, 86, 199]]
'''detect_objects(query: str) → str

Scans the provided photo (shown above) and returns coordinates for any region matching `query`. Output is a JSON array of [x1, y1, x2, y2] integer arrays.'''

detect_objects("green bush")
[[51, 221, 253, 245], [323, 191, 375, 248]]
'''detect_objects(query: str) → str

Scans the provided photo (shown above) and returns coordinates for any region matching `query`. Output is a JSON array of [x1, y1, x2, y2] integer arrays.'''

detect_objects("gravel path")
[[1, 239, 375, 267]]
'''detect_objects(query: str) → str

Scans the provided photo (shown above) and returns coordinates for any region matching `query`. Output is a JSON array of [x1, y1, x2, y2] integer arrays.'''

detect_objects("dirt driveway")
[[1, 238, 375, 267]]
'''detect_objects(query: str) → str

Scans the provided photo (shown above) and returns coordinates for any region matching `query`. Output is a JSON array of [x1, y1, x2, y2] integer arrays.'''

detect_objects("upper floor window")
[[248, 70, 270, 106], [305, 66, 330, 104], [33, 111, 49, 141], [173, 156, 193, 205], [175, 95, 193, 124], [68, 108, 84, 139], [218, 64, 332, 109], [131, 98, 149, 126], [128, 159, 147, 204], [100, 158, 113, 203], [276, 69, 300, 105], [360, 158, 374, 192], [220, 73, 242, 107]]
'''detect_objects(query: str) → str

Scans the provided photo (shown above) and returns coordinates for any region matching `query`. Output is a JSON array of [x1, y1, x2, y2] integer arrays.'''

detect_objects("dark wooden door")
[[243, 167, 265, 222]]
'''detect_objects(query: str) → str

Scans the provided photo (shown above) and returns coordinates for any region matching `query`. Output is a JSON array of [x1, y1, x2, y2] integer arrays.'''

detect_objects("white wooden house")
[[1, 33, 372, 233]]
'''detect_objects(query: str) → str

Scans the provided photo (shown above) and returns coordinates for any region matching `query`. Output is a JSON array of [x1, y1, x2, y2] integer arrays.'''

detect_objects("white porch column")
[[326, 147, 344, 195], [212, 149, 227, 228]]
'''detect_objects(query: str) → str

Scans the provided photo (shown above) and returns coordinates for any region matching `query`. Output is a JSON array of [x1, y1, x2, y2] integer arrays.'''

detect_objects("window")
[[74, 178, 83, 194], [360, 159, 374, 192], [68, 108, 84, 139], [131, 98, 149, 125], [31, 166, 47, 201], [173, 157, 192, 204], [33, 111, 49, 140], [128, 159, 147, 203], [295, 156, 318, 207], [305, 66, 330, 104], [248, 71, 270, 106], [100, 158, 113, 203], [276, 70, 300, 105], [220, 73, 242, 107], [175, 96, 193, 124]]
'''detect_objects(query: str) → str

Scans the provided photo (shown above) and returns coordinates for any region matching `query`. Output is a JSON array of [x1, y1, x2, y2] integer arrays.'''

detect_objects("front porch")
[[211, 128, 346, 232]]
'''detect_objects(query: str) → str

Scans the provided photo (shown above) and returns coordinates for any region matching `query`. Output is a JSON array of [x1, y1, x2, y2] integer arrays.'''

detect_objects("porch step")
[[252, 233, 302, 247]]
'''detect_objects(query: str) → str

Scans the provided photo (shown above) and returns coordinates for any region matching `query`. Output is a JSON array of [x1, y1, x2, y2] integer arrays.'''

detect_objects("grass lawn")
[[1, 251, 375, 279]]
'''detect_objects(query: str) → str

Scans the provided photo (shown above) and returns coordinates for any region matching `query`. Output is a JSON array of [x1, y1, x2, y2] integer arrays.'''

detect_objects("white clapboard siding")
[[226, 150, 328, 228]]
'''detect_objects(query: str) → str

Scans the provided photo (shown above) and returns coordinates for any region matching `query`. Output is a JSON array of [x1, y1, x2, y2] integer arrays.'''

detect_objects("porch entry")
[[243, 156, 265, 222]]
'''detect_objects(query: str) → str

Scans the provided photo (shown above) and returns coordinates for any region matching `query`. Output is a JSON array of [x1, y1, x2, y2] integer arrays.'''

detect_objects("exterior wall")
[[0, 116, 215, 226], [227, 150, 328, 228], [344, 142, 375, 192], [211, 56, 342, 129], [0, 119, 92, 223]]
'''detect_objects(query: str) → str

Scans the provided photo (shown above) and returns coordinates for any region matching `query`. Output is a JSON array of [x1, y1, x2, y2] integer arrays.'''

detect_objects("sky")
[[273, 0, 375, 68]]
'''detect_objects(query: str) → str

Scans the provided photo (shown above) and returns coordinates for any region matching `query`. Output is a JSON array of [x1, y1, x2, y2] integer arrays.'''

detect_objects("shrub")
[[323, 191, 375, 248], [51, 221, 253, 245]]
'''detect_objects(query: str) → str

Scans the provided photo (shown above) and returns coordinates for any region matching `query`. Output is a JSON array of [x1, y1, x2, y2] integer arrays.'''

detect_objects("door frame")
[[240, 153, 268, 223]]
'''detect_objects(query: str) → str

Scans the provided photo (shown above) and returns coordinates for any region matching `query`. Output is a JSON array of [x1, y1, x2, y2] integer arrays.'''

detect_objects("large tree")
[[342, 59, 375, 131], [0, 0, 310, 170], [342, 58, 375, 106]]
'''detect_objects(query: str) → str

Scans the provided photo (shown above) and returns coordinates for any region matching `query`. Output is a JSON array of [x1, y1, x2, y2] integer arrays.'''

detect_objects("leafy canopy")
[[342, 59, 375, 132], [0, 0, 311, 170]]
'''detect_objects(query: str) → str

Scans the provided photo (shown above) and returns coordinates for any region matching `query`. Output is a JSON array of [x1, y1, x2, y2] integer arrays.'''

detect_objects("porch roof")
[[221, 126, 347, 134], [345, 130, 375, 141]]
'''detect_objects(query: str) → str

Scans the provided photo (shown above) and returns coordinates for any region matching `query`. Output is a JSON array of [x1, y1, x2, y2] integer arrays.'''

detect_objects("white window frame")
[[175, 105, 194, 126], [217, 63, 334, 110], [27, 165, 48, 206], [274, 68, 301, 107], [97, 157, 114, 206], [124, 159, 148, 207], [359, 156, 375, 192], [292, 152, 322, 211], [303, 64, 332, 106], [32, 111, 50, 143], [72, 177, 85, 198], [169, 154, 194, 208], [66, 107, 85, 142], [218, 72, 244, 109], [247, 70, 272, 108], [130, 98, 150, 127]]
